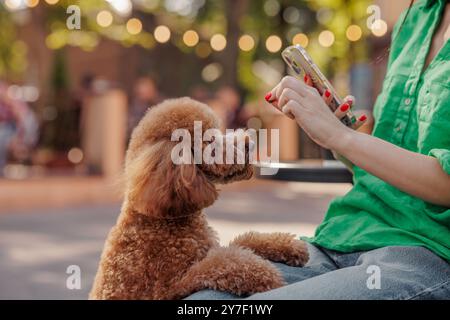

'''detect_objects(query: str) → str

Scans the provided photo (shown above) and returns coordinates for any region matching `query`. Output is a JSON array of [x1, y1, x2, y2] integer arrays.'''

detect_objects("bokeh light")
[[238, 35, 255, 52], [154, 25, 171, 43], [202, 63, 223, 82], [96, 11, 113, 28], [346, 25, 362, 42], [371, 19, 388, 37], [5, 0, 26, 10], [126, 18, 142, 35], [106, 0, 132, 16], [292, 33, 309, 47], [265, 35, 282, 53], [318, 30, 335, 47], [183, 30, 199, 47], [247, 117, 263, 130], [264, 0, 280, 17], [210, 34, 227, 51], [26, 0, 39, 8], [316, 8, 333, 25], [283, 7, 300, 24], [67, 148, 84, 164], [45, 0, 59, 4]]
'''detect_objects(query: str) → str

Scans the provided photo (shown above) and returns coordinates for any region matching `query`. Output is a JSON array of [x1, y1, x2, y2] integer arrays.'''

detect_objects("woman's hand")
[[265, 75, 366, 150], [264, 75, 450, 206]]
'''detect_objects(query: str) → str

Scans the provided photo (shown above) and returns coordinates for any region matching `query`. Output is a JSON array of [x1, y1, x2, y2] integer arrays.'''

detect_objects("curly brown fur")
[[230, 232, 309, 267], [90, 97, 308, 300]]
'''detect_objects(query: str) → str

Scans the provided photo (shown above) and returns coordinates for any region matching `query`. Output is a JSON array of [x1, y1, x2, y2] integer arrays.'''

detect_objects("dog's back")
[[90, 209, 219, 299]]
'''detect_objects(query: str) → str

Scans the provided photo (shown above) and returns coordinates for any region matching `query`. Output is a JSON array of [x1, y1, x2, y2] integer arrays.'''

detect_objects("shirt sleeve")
[[428, 148, 450, 175]]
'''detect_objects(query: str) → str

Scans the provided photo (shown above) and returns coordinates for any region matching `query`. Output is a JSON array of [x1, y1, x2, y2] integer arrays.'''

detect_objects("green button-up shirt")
[[306, 0, 450, 261]]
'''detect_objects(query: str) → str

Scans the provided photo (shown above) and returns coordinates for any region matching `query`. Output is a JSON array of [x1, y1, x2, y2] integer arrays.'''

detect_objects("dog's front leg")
[[170, 246, 285, 299], [229, 231, 309, 267]]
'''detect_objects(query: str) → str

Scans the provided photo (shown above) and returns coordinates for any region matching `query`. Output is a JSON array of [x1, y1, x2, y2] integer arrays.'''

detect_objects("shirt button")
[[404, 98, 411, 105], [395, 125, 402, 132]]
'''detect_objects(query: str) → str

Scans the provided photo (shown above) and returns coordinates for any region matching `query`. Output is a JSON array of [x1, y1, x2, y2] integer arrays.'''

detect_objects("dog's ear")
[[125, 141, 218, 217]]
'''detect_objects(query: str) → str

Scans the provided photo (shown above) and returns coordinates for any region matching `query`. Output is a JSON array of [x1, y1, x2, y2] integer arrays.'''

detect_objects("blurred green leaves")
[[0, 6, 27, 79]]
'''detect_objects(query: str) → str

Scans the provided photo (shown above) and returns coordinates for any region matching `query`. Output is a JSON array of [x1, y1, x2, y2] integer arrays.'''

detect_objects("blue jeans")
[[186, 244, 450, 300]]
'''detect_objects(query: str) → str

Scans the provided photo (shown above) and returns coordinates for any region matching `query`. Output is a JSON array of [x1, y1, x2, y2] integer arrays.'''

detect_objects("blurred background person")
[[189, 84, 212, 103], [208, 85, 249, 131], [127, 76, 162, 139], [0, 81, 38, 175]]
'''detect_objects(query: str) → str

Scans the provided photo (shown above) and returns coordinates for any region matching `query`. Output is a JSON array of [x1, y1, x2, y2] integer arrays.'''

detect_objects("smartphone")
[[281, 45, 356, 127]]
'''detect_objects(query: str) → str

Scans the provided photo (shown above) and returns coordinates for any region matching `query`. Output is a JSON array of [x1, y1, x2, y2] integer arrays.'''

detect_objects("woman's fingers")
[[281, 100, 301, 120], [265, 88, 278, 104], [264, 75, 319, 120], [278, 88, 305, 119], [304, 74, 313, 87], [265, 75, 309, 107], [353, 114, 367, 130], [276, 76, 314, 100], [337, 96, 368, 130], [322, 88, 332, 105], [278, 87, 305, 109], [305, 74, 336, 110], [265, 85, 281, 111], [334, 95, 355, 119], [344, 95, 355, 107], [334, 102, 351, 119], [264, 85, 294, 118]]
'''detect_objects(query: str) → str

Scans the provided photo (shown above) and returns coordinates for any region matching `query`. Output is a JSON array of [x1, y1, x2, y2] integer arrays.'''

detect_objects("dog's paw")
[[230, 231, 309, 267], [174, 246, 285, 298]]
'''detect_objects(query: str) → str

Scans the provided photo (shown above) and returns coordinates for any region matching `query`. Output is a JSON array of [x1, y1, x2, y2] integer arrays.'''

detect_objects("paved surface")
[[0, 181, 351, 299]]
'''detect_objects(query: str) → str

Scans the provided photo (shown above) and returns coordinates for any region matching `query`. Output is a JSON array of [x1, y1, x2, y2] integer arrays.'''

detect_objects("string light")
[[106, 0, 132, 16], [126, 18, 142, 35], [183, 30, 199, 47], [318, 30, 335, 47], [346, 25, 362, 42], [210, 34, 227, 51], [238, 34, 255, 52], [97, 10, 113, 28], [4, 0, 25, 10], [292, 33, 308, 47], [265, 35, 282, 53], [154, 25, 171, 43], [26, 0, 39, 8], [371, 19, 388, 37]]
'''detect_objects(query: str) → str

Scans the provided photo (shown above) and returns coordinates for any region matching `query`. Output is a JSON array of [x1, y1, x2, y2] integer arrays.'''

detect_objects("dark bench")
[[256, 160, 353, 184]]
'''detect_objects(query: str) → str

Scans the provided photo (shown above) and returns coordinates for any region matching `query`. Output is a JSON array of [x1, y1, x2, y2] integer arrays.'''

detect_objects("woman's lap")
[[185, 244, 450, 300]]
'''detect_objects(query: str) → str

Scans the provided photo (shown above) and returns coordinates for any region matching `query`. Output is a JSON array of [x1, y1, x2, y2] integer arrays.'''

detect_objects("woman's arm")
[[336, 129, 450, 207], [267, 76, 450, 207]]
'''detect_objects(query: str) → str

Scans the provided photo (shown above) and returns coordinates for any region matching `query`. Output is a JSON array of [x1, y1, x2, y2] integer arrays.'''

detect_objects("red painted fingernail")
[[340, 103, 350, 112], [304, 74, 308, 82], [265, 93, 272, 102], [325, 89, 331, 98], [347, 99, 353, 105], [358, 114, 367, 122]]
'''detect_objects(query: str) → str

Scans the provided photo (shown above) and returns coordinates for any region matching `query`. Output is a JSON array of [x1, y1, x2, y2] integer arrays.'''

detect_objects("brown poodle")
[[90, 97, 309, 300]]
